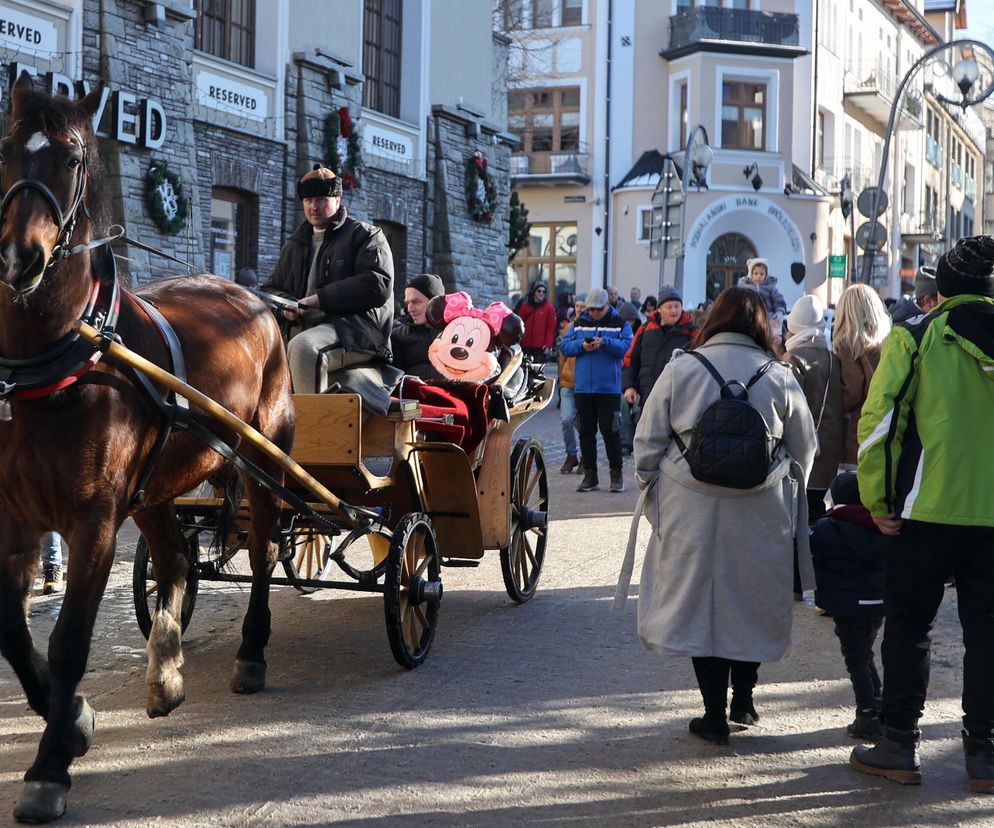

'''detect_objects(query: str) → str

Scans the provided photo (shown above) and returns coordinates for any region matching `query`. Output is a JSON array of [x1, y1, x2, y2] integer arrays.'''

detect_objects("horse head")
[[0, 72, 102, 295]]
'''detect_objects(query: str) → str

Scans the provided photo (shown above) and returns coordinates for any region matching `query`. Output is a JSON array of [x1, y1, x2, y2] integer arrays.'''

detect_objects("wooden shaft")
[[75, 320, 345, 515]]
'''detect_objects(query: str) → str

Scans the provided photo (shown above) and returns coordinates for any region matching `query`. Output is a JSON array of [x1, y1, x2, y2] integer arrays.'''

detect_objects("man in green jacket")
[[851, 235, 994, 793]]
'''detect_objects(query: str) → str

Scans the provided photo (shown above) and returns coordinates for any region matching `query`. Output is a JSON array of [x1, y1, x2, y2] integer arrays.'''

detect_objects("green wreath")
[[466, 150, 498, 223], [323, 106, 363, 189], [144, 161, 188, 235]]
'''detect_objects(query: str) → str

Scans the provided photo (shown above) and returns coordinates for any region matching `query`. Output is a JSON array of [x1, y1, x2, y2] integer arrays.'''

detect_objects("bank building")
[[502, 0, 987, 309]]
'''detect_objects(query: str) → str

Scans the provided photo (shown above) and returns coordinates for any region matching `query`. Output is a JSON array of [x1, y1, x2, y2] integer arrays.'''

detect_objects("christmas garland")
[[324, 106, 363, 189], [144, 161, 188, 235], [466, 150, 498, 223]]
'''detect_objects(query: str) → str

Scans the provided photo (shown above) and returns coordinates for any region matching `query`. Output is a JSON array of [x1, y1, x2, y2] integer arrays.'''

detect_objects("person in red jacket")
[[519, 281, 558, 362]]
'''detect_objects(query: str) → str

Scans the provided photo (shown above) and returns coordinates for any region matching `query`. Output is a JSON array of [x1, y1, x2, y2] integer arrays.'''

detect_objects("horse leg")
[[230, 468, 282, 695], [133, 504, 189, 718], [13, 516, 116, 824], [0, 525, 53, 719]]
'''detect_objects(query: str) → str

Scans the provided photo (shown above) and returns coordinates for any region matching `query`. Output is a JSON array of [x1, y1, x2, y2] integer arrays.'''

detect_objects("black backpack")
[[672, 351, 780, 489]]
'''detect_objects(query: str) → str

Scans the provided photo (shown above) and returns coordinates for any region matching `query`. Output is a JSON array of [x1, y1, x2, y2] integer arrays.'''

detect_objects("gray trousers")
[[286, 324, 373, 393]]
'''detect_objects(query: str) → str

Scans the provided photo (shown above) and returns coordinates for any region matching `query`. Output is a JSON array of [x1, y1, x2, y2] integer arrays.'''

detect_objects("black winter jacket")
[[390, 315, 442, 380], [621, 309, 698, 401], [261, 207, 394, 360], [810, 505, 886, 619]]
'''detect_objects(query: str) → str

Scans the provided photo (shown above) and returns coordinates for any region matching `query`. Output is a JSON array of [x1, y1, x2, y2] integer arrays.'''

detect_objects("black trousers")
[[833, 616, 883, 712], [575, 393, 623, 473], [880, 521, 994, 737], [691, 657, 761, 718]]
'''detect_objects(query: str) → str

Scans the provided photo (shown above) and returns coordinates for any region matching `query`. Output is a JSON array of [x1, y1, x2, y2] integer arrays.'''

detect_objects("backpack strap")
[[685, 350, 726, 386], [745, 359, 777, 389]]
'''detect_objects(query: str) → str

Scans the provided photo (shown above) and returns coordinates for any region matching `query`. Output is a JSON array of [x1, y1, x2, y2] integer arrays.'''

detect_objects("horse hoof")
[[230, 659, 266, 694], [146, 677, 186, 719], [72, 697, 96, 757], [13, 781, 68, 824]]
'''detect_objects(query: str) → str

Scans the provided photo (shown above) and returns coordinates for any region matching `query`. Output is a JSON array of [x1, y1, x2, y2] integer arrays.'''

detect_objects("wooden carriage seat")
[[397, 381, 490, 455]]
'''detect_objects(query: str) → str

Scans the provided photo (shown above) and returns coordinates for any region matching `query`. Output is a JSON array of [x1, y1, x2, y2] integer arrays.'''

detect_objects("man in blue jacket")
[[559, 287, 633, 492]]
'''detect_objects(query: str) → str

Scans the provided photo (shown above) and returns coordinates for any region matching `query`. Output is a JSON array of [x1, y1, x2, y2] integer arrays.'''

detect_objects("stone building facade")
[[0, 0, 514, 303]]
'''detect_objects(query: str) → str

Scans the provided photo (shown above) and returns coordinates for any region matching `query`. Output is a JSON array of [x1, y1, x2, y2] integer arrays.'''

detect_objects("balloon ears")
[[791, 262, 806, 285], [424, 295, 449, 330], [499, 313, 524, 347]]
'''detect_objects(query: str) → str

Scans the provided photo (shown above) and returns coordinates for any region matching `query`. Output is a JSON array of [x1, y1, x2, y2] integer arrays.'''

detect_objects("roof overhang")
[[660, 41, 808, 61]]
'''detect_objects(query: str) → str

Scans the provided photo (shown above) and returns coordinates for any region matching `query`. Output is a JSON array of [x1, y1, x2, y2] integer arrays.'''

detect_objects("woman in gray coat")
[[633, 287, 817, 744]]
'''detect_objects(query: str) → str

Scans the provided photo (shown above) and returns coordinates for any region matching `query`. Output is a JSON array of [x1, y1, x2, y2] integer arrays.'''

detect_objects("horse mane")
[[10, 89, 110, 234]]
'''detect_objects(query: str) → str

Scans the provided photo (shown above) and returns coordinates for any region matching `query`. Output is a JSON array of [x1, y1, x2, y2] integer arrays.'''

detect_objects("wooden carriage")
[[132, 354, 555, 668]]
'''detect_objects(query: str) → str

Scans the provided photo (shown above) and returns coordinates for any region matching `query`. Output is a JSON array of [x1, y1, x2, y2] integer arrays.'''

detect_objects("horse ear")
[[78, 82, 104, 119], [10, 71, 35, 115]]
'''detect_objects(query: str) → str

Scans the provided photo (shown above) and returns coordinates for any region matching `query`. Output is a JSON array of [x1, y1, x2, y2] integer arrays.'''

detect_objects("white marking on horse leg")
[[25, 132, 50, 153], [145, 610, 184, 685]]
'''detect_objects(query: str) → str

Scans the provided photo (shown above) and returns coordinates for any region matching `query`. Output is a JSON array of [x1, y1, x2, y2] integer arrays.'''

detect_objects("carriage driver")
[[261, 166, 395, 393]]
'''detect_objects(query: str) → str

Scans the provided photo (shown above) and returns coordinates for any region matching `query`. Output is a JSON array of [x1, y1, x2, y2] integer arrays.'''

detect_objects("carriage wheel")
[[282, 530, 336, 594], [500, 438, 549, 603], [383, 513, 442, 669], [132, 531, 200, 641]]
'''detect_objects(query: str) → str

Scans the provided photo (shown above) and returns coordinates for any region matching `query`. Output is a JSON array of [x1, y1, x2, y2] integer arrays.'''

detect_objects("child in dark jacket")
[[810, 470, 886, 739]]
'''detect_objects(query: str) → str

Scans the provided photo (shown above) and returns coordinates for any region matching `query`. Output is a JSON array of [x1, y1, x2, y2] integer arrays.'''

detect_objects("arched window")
[[706, 232, 757, 301]]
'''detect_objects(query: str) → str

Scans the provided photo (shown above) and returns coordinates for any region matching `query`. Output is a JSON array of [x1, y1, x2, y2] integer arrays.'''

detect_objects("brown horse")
[[0, 76, 294, 822]]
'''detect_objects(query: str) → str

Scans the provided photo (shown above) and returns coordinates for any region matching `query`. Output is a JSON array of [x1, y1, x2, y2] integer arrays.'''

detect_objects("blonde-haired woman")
[[834, 284, 892, 464]]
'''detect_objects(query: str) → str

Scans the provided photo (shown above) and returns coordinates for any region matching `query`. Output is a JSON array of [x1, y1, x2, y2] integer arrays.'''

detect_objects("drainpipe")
[[602, 0, 613, 287], [810, 0, 820, 175]]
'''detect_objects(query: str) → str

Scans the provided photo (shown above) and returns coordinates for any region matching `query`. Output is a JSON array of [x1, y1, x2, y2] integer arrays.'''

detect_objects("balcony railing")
[[951, 162, 964, 189], [667, 7, 800, 53], [510, 148, 591, 182], [901, 210, 945, 242], [926, 136, 943, 169], [966, 175, 977, 201]]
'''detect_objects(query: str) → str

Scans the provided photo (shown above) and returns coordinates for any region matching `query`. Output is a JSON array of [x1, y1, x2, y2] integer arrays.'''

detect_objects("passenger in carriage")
[[391, 273, 446, 380], [261, 166, 394, 393]]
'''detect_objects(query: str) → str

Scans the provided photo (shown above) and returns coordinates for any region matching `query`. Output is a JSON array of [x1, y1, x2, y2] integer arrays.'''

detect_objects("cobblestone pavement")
[[0, 384, 986, 826]]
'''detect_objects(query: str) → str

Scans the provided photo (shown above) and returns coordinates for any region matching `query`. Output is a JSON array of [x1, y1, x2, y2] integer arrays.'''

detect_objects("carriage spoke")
[[145, 584, 158, 598], [523, 467, 540, 502], [413, 603, 429, 631]]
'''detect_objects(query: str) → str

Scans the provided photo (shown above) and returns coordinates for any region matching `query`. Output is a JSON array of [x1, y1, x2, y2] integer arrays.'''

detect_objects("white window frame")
[[714, 65, 780, 152], [668, 69, 692, 153], [636, 205, 653, 244]]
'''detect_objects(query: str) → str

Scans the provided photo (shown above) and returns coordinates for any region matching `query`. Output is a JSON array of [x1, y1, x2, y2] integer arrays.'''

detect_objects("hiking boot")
[[559, 453, 579, 475], [847, 709, 881, 740], [576, 471, 599, 492], [609, 469, 625, 492], [42, 566, 62, 595], [963, 730, 994, 793], [850, 725, 921, 785], [689, 715, 730, 745]]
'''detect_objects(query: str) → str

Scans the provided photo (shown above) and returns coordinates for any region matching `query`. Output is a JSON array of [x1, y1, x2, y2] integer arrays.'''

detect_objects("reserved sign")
[[195, 69, 267, 121], [0, 6, 58, 53]]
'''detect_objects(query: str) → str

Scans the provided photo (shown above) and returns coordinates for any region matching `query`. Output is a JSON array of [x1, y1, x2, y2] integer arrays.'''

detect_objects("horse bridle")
[[0, 126, 89, 271]]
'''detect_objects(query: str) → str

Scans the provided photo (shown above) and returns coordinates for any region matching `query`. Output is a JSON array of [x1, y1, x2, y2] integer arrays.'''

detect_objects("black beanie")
[[935, 235, 994, 298], [405, 273, 445, 300], [830, 470, 860, 507]]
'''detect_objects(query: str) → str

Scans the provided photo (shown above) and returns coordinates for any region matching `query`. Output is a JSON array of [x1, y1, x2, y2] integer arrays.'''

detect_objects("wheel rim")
[[507, 443, 548, 598], [398, 523, 439, 654]]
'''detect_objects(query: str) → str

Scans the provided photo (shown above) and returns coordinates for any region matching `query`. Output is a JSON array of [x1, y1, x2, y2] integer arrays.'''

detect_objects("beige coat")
[[633, 333, 817, 662], [835, 341, 881, 464]]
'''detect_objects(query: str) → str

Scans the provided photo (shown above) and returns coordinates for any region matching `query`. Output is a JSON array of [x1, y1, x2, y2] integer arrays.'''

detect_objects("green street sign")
[[828, 255, 847, 278]]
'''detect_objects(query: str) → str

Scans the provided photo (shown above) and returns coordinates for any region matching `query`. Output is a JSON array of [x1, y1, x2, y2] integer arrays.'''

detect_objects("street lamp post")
[[673, 124, 713, 294], [859, 39, 994, 285]]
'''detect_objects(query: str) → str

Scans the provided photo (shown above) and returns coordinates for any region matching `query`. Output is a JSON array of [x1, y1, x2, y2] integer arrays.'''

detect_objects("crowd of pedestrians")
[[611, 236, 994, 795]]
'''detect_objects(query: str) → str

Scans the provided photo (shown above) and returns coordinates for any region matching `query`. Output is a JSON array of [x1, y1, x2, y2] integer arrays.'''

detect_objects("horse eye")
[[67, 157, 81, 170]]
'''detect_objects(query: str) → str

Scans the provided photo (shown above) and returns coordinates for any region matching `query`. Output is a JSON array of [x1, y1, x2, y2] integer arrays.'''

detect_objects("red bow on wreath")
[[339, 106, 352, 138], [473, 150, 487, 173]]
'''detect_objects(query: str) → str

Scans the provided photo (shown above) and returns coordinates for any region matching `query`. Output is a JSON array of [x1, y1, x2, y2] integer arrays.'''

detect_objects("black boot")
[[729, 700, 760, 726], [689, 715, 729, 745], [846, 708, 881, 740], [576, 470, 599, 492], [729, 661, 759, 725], [963, 731, 994, 793], [850, 725, 921, 785], [609, 468, 625, 492], [560, 453, 579, 475]]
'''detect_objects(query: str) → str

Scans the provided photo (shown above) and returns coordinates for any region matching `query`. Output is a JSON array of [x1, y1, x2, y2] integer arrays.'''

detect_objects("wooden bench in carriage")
[[129, 349, 555, 668]]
